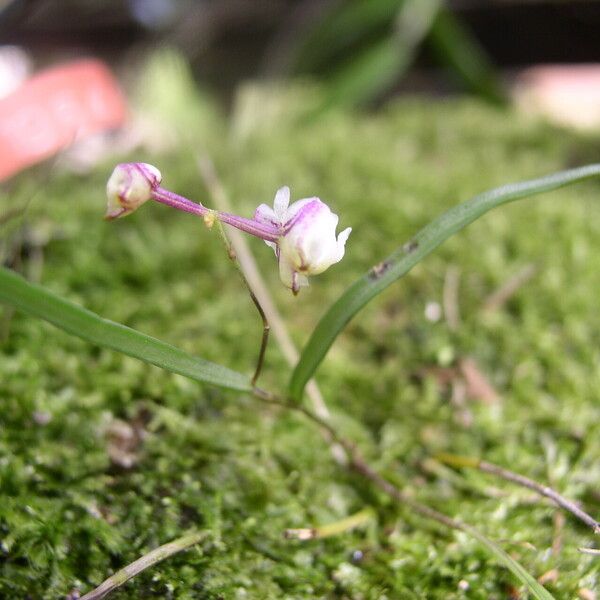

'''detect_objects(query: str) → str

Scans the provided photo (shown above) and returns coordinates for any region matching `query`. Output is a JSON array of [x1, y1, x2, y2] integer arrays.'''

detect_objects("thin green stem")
[[214, 218, 270, 386]]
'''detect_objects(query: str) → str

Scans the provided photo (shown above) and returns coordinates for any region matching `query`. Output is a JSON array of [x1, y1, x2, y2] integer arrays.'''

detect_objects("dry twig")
[[81, 531, 205, 600], [578, 547, 600, 556], [443, 265, 461, 330], [437, 453, 600, 534], [482, 264, 537, 312], [284, 508, 374, 540]]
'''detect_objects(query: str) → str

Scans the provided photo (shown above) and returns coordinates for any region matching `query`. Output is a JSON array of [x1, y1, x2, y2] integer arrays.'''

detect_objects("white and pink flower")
[[255, 187, 351, 294], [106, 163, 351, 294]]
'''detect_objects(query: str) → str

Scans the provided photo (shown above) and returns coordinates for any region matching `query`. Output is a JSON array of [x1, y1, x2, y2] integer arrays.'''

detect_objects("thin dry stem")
[[436, 452, 600, 534], [284, 508, 374, 540], [552, 511, 565, 556], [482, 263, 537, 312], [443, 265, 461, 331], [578, 547, 600, 556], [252, 387, 466, 533], [80, 531, 205, 600]]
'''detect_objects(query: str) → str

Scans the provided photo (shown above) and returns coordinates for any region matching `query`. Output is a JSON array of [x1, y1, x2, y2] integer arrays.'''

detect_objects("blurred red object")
[[0, 59, 127, 182]]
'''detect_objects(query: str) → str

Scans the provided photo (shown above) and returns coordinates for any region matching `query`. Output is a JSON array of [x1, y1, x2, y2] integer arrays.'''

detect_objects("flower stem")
[[435, 452, 600, 534], [214, 219, 270, 386], [80, 531, 205, 600], [151, 187, 280, 242], [152, 186, 208, 217]]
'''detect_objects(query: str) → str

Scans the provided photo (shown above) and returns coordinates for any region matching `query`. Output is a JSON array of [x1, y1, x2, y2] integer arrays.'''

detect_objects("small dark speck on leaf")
[[403, 240, 419, 253], [369, 260, 391, 280]]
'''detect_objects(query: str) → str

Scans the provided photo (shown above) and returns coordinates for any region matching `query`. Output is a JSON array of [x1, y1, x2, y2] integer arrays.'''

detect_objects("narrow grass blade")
[[290, 164, 600, 400], [291, 0, 403, 74], [315, 0, 440, 111], [318, 35, 406, 111], [0, 267, 252, 392], [428, 6, 506, 105], [461, 522, 554, 600]]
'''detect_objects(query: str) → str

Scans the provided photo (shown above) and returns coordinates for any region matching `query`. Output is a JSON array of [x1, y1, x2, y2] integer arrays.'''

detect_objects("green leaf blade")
[[290, 163, 600, 400], [462, 523, 555, 600], [0, 267, 252, 392], [428, 6, 506, 105]]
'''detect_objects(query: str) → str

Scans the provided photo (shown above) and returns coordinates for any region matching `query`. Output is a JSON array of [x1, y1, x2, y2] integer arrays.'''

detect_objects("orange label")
[[0, 59, 127, 181]]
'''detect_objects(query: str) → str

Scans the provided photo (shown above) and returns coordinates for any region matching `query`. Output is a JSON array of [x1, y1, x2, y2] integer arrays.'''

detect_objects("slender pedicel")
[[106, 164, 281, 241], [151, 187, 281, 242]]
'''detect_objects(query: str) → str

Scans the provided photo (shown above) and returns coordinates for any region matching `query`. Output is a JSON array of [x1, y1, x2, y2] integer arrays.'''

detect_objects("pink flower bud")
[[105, 162, 162, 220]]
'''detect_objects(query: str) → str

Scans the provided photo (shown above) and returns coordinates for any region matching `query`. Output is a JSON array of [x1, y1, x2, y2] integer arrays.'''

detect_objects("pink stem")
[[152, 187, 208, 217], [151, 187, 280, 243], [217, 211, 281, 242]]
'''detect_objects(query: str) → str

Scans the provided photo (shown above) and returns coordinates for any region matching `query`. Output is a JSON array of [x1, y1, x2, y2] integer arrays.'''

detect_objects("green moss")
[[1, 66, 600, 597]]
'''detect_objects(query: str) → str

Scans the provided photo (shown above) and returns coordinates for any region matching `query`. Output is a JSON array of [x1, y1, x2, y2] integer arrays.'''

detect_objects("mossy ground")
[[1, 61, 600, 598]]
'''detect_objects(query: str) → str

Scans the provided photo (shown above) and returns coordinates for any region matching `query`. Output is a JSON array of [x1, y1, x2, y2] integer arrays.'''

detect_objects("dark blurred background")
[[2, 0, 600, 108]]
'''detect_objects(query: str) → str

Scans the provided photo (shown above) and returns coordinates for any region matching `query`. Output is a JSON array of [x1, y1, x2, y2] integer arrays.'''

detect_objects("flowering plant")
[[106, 163, 351, 295]]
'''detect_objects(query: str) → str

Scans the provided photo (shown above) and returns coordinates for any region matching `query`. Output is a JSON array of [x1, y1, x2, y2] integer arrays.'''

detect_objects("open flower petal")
[[258, 188, 351, 293], [336, 227, 352, 261], [254, 203, 278, 227], [273, 186, 290, 220]]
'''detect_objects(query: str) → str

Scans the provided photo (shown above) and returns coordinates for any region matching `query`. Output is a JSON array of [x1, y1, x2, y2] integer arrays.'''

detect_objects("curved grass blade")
[[461, 522, 554, 600], [290, 163, 600, 400], [0, 267, 251, 392], [291, 0, 403, 75], [427, 6, 506, 105], [315, 0, 440, 112]]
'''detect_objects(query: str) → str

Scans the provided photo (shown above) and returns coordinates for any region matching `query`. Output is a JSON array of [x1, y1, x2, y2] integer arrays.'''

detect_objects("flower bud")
[[105, 162, 162, 220]]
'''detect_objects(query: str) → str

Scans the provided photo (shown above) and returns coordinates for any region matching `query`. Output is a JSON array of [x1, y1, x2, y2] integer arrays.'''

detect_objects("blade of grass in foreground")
[[461, 522, 554, 600], [290, 163, 600, 400], [0, 267, 252, 392]]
